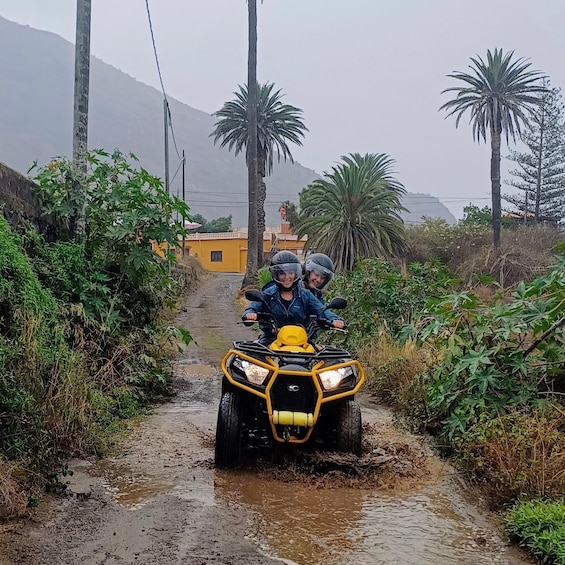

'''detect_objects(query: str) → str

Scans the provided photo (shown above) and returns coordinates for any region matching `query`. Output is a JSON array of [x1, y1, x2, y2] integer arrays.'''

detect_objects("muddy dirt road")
[[0, 273, 532, 565]]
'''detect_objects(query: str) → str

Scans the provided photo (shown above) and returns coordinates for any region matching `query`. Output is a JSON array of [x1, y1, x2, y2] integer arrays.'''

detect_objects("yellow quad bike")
[[214, 289, 365, 468]]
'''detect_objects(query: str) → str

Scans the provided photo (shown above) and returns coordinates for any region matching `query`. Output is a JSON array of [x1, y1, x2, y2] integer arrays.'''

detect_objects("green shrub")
[[0, 150, 193, 478], [412, 253, 565, 440], [506, 499, 565, 564], [329, 258, 454, 352], [257, 267, 273, 289]]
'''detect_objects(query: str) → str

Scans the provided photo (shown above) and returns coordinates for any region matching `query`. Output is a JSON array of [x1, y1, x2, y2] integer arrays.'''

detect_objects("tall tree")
[[504, 79, 565, 222], [245, 0, 259, 286], [280, 200, 300, 231], [294, 153, 407, 271], [440, 48, 546, 247], [191, 214, 233, 233], [211, 82, 307, 264]]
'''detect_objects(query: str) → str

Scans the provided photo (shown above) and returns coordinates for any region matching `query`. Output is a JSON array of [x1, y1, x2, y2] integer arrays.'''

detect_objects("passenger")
[[302, 253, 335, 302], [243, 251, 344, 346]]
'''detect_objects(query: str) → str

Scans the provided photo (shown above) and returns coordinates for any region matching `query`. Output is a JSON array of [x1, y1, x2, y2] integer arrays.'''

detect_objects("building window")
[[211, 251, 223, 262]]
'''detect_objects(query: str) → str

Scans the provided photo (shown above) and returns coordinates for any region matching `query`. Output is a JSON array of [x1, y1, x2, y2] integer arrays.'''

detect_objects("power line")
[[144, 0, 182, 161], [166, 187, 493, 201], [169, 158, 184, 185]]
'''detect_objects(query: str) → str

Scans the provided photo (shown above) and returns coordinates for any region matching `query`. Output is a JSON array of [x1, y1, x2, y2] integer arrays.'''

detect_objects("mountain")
[[0, 16, 455, 227], [402, 193, 456, 225]]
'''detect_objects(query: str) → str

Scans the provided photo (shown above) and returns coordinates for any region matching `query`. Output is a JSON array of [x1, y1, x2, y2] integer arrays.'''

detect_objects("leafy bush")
[[506, 499, 565, 564], [329, 258, 454, 352], [31, 150, 190, 331], [413, 252, 565, 440], [0, 150, 194, 484]]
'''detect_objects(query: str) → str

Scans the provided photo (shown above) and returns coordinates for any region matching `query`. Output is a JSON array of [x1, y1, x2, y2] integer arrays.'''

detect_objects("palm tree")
[[294, 153, 407, 271], [211, 82, 307, 269], [440, 48, 546, 247]]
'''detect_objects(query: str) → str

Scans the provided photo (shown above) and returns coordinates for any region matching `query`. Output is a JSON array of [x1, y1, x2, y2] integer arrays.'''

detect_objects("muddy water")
[[84, 362, 529, 565], [214, 474, 514, 565]]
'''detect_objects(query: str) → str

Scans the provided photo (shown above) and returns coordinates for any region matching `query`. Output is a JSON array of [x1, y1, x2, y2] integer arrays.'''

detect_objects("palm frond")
[[295, 153, 406, 270], [439, 48, 547, 144], [210, 81, 308, 173]]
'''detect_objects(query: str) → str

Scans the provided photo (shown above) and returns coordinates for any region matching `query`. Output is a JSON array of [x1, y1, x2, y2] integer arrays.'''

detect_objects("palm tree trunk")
[[490, 129, 502, 248], [256, 157, 266, 268], [243, 0, 259, 287]]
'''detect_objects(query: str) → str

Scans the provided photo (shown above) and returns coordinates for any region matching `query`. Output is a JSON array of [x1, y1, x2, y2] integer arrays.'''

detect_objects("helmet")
[[303, 253, 335, 291], [269, 251, 302, 290]]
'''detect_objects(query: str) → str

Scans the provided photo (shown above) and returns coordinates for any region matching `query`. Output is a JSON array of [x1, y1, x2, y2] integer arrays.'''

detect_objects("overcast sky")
[[2, 0, 564, 218]]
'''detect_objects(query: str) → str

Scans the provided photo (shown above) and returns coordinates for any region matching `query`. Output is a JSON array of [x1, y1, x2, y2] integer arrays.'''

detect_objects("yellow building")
[[158, 224, 307, 273]]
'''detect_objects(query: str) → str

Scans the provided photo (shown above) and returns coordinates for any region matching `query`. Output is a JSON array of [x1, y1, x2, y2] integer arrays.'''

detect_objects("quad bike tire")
[[336, 399, 362, 455], [215, 391, 243, 468]]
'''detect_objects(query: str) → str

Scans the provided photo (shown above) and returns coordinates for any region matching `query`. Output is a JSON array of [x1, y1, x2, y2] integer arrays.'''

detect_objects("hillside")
[[0, 15, 455, 227]]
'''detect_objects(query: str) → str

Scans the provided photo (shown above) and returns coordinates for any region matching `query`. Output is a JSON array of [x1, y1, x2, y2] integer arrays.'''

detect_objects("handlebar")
[[240, 312, 273, 324], [241, 313, 347, 336], [314, 316, 347, 332]]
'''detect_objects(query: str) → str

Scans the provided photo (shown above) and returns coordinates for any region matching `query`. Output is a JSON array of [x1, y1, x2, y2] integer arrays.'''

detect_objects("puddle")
[[173, 362, 217, 378], [160, 402, 209, 414], [214, 471, 526, 565], [89, 460, 174, 510], [69, 358, 527, 564]]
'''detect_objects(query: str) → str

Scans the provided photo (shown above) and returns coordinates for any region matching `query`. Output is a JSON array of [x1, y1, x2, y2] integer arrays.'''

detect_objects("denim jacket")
[[306, 286, 324, 303], [264, 280, 325, 303], [243, 283, 342, 344]]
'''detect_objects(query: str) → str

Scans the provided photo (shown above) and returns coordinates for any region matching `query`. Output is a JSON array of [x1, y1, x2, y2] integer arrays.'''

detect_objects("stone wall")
[[0, 161, 59, 239], [170, 257, 205, 294]]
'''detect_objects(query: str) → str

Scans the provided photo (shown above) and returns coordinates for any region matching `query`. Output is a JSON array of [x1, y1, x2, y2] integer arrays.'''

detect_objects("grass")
[[454, 406, 565, 505], [506, 499, 565, 564], [0, 459, 42, 520], [357, 333, 436, 431]]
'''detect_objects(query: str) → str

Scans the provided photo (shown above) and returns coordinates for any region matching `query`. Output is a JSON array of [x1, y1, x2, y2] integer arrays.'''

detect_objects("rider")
[[302, 253, 335, 302], [243, 251, 345, 345]]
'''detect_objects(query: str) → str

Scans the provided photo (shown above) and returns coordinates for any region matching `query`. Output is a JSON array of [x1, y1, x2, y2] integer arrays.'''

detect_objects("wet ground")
[[0, 273, 533, 565]]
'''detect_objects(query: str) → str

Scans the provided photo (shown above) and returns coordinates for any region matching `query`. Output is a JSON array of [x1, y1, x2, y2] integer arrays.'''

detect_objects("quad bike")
[[214, 289, 365, 468]]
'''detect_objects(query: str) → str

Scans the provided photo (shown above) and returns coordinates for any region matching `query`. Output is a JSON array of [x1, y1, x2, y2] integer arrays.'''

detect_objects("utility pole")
[[163, 98, 171, 263], [163, 99, 170, 195], [182, 149, 186, 257], [71, 0, 92, 239]]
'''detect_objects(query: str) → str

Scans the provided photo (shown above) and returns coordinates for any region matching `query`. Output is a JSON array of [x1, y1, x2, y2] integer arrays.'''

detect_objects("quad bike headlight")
[[319, 366, 354, 391], [235, 358, 270, 385]]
